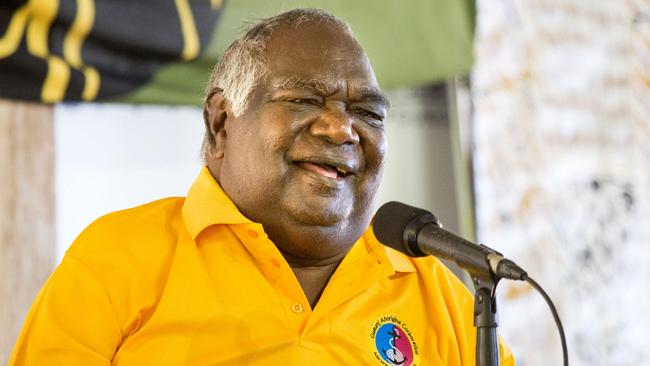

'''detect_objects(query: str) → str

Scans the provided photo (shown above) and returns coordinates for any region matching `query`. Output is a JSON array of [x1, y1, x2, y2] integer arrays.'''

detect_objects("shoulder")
[[63, 197, 186, 325], [410, 255, 474, 308], [67, 197, 185, 262], [365, 225, 473, 309]]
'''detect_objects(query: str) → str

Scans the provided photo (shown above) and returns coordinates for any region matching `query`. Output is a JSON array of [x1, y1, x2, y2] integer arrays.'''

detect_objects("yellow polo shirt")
[[10, 167, 514, 365]]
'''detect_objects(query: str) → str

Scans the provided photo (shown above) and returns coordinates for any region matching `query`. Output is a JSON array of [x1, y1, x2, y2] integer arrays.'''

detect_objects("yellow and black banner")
[[0, 0, 222, 103], [1, 1, 477, 106]]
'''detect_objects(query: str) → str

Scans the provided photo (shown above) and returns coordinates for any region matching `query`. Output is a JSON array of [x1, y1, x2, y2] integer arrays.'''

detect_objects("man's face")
[[209, 22, 388, 259]]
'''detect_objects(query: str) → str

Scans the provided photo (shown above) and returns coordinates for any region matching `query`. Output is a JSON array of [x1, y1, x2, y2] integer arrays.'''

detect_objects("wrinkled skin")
[[204, 22, 388, 306]]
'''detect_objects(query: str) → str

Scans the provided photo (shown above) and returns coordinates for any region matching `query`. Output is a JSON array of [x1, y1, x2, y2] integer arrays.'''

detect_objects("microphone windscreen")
[[373, 201, 437, 256]]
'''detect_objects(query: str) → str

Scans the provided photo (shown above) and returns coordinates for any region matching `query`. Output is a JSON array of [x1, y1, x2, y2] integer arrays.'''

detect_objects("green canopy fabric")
[[125, 0, 475, 105], [0, 0, 474, 105]]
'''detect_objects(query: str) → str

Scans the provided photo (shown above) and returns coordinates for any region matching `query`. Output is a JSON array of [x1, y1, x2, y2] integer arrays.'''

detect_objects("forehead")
[[264, 22, 379, 92], [270, 76, 390, 109]]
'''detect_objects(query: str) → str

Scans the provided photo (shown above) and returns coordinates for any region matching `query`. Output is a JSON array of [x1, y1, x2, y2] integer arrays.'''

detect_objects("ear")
[[203, 91, 229, 160]]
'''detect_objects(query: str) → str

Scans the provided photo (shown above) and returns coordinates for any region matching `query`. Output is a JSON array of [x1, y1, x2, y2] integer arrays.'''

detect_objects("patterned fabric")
[[0, 0, 222, 102]]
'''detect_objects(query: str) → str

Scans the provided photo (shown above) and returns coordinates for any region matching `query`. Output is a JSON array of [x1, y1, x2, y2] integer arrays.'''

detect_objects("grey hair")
[[202, 8, 354, 159]]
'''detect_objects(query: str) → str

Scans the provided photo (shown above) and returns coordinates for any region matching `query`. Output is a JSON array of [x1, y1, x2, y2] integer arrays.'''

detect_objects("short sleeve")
[[9, 255, 122, 365]]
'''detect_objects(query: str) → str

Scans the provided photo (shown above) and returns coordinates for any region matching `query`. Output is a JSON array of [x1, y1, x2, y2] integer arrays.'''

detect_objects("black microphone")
[[373, 201, 526, 281]]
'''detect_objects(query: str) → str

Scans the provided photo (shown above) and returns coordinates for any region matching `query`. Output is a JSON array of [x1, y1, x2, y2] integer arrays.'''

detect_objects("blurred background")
[[1, 0, 648, 364]]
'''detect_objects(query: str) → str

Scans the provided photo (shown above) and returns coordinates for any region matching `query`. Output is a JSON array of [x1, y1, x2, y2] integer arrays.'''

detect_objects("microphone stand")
[[372, 201, 567, 365], [472, 274, 500, 366]]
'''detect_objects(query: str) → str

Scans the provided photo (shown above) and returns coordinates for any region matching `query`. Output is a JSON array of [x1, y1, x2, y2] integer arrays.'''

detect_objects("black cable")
[[523, 274, 569, 366]]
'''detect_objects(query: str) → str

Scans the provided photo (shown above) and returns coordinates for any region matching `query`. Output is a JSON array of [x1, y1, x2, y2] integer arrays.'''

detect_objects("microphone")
[[373, 201, 526, 281]]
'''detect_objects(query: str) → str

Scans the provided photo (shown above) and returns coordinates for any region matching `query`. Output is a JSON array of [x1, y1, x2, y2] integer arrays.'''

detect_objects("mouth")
[[293, 159, 356, 180]]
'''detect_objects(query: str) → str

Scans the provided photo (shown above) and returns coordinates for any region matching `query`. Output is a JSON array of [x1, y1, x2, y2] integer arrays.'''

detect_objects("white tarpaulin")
[[473, 1, 650, 365]]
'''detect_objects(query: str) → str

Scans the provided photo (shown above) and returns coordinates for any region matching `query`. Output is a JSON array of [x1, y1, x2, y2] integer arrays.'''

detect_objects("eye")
[[286, 98, 319, 106], [354, 109, 384, 126]]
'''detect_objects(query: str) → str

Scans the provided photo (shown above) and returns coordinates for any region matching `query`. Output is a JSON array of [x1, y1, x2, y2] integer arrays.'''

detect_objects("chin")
[[288, 201, 351, 227]]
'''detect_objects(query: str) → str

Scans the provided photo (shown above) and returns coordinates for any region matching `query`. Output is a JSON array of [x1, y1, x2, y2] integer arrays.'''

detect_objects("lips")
[[298, 162, 339, 179], [294, 159, 357, 179]]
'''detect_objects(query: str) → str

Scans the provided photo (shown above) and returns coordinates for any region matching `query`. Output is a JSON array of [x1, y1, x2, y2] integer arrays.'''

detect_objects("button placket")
[[236, 225, 311, 329]]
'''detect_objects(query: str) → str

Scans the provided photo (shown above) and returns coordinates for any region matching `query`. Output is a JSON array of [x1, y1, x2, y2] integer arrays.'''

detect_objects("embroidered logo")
[[370, 315, 420, 366]]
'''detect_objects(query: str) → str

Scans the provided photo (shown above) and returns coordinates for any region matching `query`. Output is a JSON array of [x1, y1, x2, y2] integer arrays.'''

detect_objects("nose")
[[309, 109, 360, 145]]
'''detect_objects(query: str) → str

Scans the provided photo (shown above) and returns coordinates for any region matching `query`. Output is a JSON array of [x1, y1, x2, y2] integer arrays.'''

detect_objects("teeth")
[[327, 165, 347, 177], [320, 163, 344, 174]]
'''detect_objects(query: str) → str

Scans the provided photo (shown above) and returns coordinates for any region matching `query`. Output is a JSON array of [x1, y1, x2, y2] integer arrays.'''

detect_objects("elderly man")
[[11, 8, 513, 365]]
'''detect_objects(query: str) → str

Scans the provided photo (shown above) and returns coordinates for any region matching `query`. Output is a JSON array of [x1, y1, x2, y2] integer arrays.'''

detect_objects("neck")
[[287, 258, 343, 308]]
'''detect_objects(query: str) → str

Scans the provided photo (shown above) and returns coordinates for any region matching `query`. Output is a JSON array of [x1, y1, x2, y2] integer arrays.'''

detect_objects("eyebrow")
[[271, 76, 331, 95], [356, 86, 391, 110], [271, 76, 391, 110]]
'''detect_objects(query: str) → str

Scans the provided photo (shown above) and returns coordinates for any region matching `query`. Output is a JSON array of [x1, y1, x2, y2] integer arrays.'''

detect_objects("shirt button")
[[270, 258, 281, 269], [291, 302, 304, 314], [247, 229, 259, 238]]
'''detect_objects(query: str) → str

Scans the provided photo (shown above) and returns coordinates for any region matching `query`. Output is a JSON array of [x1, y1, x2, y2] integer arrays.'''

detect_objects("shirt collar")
[[182, 167, 416, 273], [182, 166, 253, 239], [363, 226, 416, 273]]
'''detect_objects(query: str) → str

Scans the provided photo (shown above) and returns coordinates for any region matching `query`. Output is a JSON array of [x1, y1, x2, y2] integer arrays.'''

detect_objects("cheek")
[[352, 133, 385, 203], [235, 126, 286, 169], [242, 132, 295, 191], [363, 130, 387, 172], [357, 131, 386, 201], [260, 110, 298, 153], [262, 130, 291, 155]]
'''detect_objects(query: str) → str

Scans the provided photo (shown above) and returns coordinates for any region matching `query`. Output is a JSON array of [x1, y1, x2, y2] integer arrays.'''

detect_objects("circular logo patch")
[[370, 315, 419, 366]]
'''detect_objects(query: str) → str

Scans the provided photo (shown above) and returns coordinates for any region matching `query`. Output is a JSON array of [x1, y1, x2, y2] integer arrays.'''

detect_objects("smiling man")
[[203, 14, 389, 308], [11, 9, 513, 365]]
